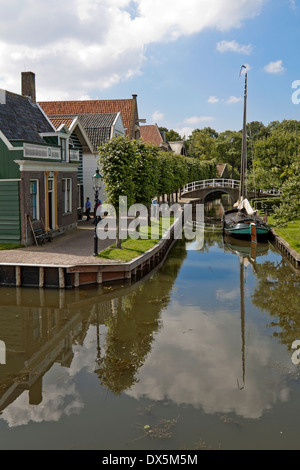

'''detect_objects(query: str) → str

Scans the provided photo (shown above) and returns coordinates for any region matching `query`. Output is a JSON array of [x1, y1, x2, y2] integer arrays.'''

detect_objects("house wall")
[[113, 115, 125, 137], [82, 153, 107, 207], [0, 139, 22, 179], [56, 171, 78, 229], [20, 170, 78, 245], [0, 180, 21, 244]]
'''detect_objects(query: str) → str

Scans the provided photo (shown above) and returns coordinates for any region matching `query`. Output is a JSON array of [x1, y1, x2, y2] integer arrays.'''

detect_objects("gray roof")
[[49, 113, 118, 151], [0, 90, 54, 144]]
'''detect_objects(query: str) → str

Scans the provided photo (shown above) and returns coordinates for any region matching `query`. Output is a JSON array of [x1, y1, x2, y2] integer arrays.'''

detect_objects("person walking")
[[85, 197, 91, 221]]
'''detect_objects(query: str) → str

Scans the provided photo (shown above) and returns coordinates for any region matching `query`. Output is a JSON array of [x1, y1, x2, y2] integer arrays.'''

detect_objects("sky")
[[0, 0, 300, 137]]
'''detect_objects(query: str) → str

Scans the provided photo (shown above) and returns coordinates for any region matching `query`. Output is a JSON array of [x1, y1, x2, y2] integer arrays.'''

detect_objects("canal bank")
[[270, 229, 300, 269], [0, 214, 184, 289]]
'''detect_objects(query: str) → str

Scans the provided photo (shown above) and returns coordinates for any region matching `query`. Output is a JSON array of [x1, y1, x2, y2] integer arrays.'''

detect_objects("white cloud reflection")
[[126, 302, 291, 420]]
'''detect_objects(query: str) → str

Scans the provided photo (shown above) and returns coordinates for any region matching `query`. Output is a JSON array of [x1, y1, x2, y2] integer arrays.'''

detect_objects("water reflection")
[[0, 216, 299, 449]]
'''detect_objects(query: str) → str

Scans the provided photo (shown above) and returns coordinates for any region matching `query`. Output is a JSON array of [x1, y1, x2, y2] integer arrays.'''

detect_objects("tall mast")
[[240, 66, 248, 201]]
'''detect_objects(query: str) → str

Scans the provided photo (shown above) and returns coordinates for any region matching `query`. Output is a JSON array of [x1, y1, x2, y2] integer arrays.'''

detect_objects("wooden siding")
[[70, 131, 83, 183], [0, 139, 22, 179], [0, 181, 21, 243]]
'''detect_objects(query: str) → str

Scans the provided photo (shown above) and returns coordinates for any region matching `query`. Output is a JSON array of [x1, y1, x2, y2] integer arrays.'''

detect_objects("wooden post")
[[251, 223, 257, 244], [39, 267, 45, 288], [59, 267, 65, 289], [16, 266, 21, 287]]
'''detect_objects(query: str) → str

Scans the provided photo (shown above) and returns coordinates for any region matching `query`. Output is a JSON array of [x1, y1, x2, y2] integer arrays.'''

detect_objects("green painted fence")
[[0, 181, 21, 243]]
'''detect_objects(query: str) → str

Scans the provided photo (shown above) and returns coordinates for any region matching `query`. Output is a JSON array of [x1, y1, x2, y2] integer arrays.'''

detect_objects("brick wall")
[[20, 170, 78, 245]]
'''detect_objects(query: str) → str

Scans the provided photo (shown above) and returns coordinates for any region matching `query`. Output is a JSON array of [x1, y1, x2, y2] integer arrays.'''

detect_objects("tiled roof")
[[49, 113, 118, 151], [0, 90, 54, 143], [140, 125, 164, 147], [39, 98, 137, 137], [217, 164, 226, 177]]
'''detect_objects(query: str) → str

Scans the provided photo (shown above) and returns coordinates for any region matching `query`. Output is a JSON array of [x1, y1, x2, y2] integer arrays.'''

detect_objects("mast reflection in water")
[[0, 223, 299, 450]]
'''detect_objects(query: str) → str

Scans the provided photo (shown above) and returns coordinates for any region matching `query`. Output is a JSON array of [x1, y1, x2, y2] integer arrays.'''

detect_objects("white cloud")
[[183, 116, 215, 125], [226, 96, 242, 104], [264, 60, 286, 75], [216, 40, 253, 55], [208, 96, 220, 104], [152, 110, 164, 122], [0, 0, 267, 99]]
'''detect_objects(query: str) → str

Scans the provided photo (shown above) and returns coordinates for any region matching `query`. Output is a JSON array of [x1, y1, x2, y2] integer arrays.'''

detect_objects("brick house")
[[0, 73, 92, 245], [49, 112, 125, 204], [39, 96, 143, 206], [140, 124, 171, 152]]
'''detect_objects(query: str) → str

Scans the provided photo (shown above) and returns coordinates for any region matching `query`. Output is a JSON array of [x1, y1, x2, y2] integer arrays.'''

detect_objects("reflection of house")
[[0, 293, 112, 413], [0, 72, 88, 245], [49, 112, 125, 203], [140, 124, 171, 152]]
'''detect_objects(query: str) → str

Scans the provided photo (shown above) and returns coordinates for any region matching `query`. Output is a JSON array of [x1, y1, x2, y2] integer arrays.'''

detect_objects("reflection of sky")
[[0, 241, 292, 429], [1, 327, 98, 428], [126, 245, 292, 420], [126, 300, 291, 419]]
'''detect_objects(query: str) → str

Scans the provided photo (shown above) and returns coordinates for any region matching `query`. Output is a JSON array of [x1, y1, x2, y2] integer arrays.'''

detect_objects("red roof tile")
[[140, 125, 164, 146], [39, 97, 139, 139]]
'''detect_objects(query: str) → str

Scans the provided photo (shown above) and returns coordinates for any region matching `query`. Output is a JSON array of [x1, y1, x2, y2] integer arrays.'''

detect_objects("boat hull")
[[223, 209, 271, 240]]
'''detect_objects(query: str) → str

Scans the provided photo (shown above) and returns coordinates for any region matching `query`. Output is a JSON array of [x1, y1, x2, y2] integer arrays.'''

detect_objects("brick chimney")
[[21, 71, 36, 103]]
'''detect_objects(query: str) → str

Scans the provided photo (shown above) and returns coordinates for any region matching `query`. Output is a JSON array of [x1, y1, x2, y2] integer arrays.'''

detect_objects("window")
[[30, 180, 39, 220], [62, 178, 72, 213], [61, 138, 67, 161]]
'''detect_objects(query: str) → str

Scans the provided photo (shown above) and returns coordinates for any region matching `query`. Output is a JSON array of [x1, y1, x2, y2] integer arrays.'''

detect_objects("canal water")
[[0, 200, 299, 450]]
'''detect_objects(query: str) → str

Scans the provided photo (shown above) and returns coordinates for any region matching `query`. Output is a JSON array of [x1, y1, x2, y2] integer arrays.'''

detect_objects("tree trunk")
[[116, 212, 122, 249]]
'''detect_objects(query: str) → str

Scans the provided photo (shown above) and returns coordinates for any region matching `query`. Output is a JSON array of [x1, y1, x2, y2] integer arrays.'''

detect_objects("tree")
[[133, 140, 160, 223], [186, 128, 218, 160], [215, 130, 243, 178], [166, 129, 183, 142], [273, 163, 300, 224], [98, 136, 136, 248]]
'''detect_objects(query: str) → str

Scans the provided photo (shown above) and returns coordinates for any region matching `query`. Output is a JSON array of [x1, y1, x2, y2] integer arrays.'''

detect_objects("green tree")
[[273, 163, 300, 224], [166, 129, 183, 142], [98, 136, 136, 248], [186, 128, 218, 161], [215, 130, 243, 178]]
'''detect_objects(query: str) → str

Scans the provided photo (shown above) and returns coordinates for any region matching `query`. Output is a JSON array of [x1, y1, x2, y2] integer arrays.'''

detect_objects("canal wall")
[[0, 215, 183, 289], [271, 229, 300, 269]]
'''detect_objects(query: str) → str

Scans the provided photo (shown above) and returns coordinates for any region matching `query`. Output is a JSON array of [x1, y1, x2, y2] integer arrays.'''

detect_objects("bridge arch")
[[182, 179, 242, 204], [202, 189, 236, 205]]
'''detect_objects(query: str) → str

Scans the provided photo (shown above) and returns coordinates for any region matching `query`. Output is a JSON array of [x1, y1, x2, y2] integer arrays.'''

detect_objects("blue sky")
[[0, 0, 299, 137]]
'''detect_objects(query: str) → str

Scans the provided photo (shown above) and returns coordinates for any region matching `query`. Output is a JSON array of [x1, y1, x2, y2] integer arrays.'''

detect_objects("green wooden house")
[[0, 72, 92, 246]]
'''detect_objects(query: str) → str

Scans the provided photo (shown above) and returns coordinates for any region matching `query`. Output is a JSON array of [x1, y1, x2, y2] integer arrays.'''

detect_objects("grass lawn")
[[267, 217, 300, 254], [0, 243, 22, 250], [98, 216, 175, 262]]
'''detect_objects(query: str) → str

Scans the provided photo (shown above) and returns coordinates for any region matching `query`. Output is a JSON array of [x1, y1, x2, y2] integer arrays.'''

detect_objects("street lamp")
[[92, 168, 102, 256]]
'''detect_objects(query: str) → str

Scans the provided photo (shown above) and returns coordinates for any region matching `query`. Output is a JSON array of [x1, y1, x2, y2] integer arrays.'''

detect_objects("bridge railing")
[[182, 179, 241, 194]]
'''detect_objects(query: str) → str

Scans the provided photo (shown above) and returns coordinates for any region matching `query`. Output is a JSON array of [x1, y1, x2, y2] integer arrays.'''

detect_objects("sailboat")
[[222, 66, 271, 241]]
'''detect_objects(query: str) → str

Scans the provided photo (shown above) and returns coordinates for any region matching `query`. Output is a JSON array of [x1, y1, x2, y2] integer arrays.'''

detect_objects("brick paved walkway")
[[0, 219, 116, 266]]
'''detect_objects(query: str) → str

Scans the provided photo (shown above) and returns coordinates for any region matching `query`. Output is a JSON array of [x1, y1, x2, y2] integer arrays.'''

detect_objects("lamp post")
[[92, 168, 102, 257]]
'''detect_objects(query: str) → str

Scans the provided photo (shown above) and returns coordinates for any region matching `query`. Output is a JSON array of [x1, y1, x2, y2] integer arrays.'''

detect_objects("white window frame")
[[30, 179, 39, 221], [62, 178, 72, 214]]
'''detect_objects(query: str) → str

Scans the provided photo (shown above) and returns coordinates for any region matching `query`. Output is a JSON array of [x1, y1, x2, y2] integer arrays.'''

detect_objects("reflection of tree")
[[95, 239, 187, 395], [252, 259, 300, 348]]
